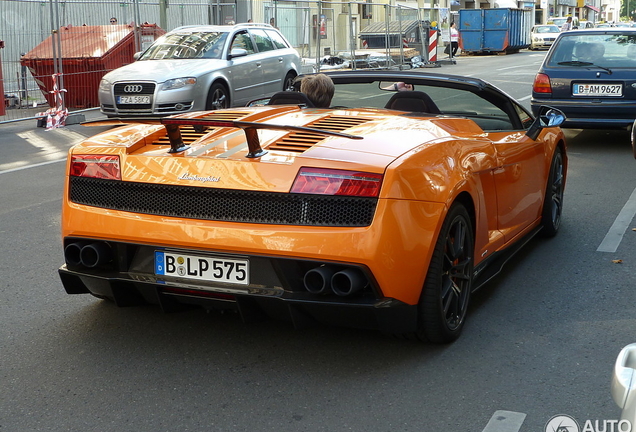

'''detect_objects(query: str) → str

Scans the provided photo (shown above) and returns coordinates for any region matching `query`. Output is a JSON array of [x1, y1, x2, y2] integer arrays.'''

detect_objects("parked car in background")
[[531, 28, 636, 129], [60, 70, 567, 344], [530, 25, 561, 50], [549, 16, 580, 30], [578, 20, 595, 29], [98, 24, 301, 117]]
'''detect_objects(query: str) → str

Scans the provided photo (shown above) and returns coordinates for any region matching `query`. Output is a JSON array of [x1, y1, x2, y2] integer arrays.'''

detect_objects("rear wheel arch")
[[452, 192, 476, 235]]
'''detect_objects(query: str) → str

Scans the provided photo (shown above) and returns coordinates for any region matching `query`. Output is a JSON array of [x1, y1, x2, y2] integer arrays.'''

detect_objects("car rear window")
[[547, 33, 636, 67], [250, 29, 276, 52], [265, 29, 289, 49]]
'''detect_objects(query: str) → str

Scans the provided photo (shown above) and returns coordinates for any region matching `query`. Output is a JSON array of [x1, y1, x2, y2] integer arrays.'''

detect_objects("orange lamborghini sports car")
[[59, 71, 567, 343]]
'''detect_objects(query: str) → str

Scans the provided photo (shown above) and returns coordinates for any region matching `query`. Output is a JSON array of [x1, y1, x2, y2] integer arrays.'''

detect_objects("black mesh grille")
[[69, 177, 377, 227]]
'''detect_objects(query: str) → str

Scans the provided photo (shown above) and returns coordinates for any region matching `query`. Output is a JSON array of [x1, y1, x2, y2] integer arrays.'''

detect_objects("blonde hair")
[[300, 74, 335, 108]]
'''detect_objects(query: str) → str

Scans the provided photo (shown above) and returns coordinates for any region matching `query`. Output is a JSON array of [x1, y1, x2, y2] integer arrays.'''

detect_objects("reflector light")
[[533, 73, 552, 94], [70, 155, 121, 180], [291, 168, 383, 197]]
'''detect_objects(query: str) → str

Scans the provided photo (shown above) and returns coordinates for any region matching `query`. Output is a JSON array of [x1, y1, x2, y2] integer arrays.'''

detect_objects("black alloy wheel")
[[418, 203, 474, 343], [541, 147, 564, 237]]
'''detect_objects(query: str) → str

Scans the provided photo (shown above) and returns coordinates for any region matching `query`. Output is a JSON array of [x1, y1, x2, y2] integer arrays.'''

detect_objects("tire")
[[540, 147, 564, 237], [283, 72, 296, 91], [417, 203, 474, 343], [206, 82, 230, 110]]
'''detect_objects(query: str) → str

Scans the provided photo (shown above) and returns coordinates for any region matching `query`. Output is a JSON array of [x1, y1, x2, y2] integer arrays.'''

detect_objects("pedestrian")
[[110, 17, 118, 25], [450, 22, 459, 56], [561, 16, 573, 31], [300, 73, 334, 108]]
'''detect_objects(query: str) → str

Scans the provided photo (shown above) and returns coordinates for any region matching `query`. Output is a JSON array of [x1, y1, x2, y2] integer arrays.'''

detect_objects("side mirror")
[[229, 48, 248, 59], [526, 106, 566, 140], [133, 52, 142, 61]]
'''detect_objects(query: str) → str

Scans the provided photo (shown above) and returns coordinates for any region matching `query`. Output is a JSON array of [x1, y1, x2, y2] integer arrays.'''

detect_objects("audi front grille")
[[114, 82, 156, 112]]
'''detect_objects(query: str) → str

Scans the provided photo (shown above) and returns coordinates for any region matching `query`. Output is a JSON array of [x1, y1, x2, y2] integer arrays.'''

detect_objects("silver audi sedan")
[[98, 24, 302, 117]]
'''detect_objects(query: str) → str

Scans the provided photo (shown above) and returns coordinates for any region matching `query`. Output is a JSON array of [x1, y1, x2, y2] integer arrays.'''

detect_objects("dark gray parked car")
[[531, 28, 636, 129], [99, 23, 301, 117]]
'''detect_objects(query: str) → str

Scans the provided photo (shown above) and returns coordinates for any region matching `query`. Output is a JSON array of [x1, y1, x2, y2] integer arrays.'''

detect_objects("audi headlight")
[[162, 77, 197, 90], [98, 78, 111, 92]]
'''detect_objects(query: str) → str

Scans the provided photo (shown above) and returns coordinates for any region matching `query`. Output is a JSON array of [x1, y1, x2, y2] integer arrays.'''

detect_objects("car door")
[[489, 104, 548, 242], [226, 31, 263, 106], [248, 29, 285, 95]]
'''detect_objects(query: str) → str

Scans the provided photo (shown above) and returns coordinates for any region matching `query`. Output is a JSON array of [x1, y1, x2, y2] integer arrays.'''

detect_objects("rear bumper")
[[58, 239, 419, 334], [59, 267, 418, 334], [531, 99, 636, 129]]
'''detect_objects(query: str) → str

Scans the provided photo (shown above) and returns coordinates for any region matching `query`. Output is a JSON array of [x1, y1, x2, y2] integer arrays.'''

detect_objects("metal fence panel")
[[1, 0, 446, 123]]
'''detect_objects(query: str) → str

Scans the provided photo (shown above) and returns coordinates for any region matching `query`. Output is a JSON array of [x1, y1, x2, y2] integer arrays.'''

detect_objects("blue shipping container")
[[459, 8, 532, 54]]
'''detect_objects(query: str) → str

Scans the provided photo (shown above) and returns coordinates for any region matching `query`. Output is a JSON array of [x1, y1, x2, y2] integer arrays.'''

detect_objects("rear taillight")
[[70, 155, 121, 180], [291, 168, 383, 197], [533, 73, 552, 94]]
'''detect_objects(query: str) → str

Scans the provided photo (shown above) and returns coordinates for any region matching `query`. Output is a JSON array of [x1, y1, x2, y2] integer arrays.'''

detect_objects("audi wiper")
[[557, 61, 613, 74]]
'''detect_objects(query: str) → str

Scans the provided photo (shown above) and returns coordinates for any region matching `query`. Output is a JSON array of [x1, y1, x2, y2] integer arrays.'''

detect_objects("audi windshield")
[[139, 31, 229, 60]]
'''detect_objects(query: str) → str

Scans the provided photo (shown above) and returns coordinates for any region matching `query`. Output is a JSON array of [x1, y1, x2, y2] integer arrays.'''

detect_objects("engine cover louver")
[[150, 111, 249, 146], [268, 116, 372, 153]]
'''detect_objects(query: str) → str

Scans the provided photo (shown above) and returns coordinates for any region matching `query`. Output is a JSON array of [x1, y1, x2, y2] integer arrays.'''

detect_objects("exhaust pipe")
[[64, 242, 88, 267], [331, 268, 367, 297], [79, 242, 112, 268], [303, 266, 336, 295]]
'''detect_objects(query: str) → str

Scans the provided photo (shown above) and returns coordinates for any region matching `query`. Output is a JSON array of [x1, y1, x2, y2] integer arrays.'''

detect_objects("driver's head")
[[300, 73, 335, 108]]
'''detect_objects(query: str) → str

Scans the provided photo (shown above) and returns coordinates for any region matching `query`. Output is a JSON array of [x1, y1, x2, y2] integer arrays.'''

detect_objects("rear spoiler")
[[83, 117, 363, 158]]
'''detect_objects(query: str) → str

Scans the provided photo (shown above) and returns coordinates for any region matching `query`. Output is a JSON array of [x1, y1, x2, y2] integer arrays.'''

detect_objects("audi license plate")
[[117, 95, 151, 104], [155, 251, 249, 285], [573, 83, 622, 97]]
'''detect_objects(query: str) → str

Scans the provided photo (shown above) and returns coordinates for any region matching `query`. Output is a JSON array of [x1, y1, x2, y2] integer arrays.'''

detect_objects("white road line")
[[518, 95, 531, 101], [497, 64, 538, 70], [597, 186, 636, 252], [0, 158, 65, 175], [53, 128, 91, 143], [482, 410, 527, 432], [17, 130, 68, 160]]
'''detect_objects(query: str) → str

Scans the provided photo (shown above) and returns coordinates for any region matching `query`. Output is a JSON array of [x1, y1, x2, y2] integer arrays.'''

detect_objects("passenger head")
[[300, 73, 335, 108], [575, 42, 590, 60]]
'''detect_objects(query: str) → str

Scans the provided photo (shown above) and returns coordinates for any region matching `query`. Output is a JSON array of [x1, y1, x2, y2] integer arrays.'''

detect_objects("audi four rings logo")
[[123, 85, 143, 93]]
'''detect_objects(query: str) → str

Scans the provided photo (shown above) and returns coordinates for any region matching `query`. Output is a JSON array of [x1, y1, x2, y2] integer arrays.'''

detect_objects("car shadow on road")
[[564, 128, 632, 153]]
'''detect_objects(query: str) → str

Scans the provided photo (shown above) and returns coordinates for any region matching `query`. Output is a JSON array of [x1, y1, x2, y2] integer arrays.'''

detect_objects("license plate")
[[117, 95, 151, 104], [573, 83, 622, 97], [155, 251, 249, 285]]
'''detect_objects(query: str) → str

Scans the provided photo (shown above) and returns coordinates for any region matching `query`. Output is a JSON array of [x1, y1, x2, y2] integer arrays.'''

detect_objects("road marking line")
[[518, 95, 531, 101], [597, 186, 636, 252], [482, 410, 527, 432], [0, 158, 65, 175], [18, 131, 67, 160], [52, 128, 90, 142]]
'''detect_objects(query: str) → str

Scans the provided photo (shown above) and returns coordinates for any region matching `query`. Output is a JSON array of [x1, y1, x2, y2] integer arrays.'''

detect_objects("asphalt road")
[[2, 51, 636, 432]]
